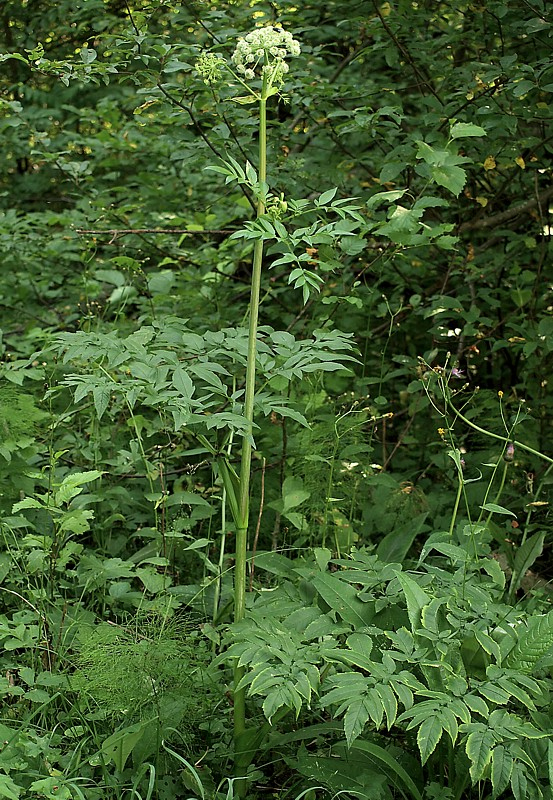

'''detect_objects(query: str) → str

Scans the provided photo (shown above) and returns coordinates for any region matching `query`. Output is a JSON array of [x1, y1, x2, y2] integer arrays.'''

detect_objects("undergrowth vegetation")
[[0, 1, 552, 798]]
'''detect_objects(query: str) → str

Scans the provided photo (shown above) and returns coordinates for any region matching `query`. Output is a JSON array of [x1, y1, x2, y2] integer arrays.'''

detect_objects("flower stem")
[[233, 78, 268, 793]]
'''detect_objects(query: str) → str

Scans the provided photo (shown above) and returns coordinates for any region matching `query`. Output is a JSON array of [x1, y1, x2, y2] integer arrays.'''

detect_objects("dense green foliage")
[[0, 1, 552, 798]]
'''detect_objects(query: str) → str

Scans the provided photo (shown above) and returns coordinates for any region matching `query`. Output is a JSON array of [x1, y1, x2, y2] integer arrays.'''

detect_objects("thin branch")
[[371, 0, 444, 105], [74, 228, 234, 236], [459, 186, 553, 232]]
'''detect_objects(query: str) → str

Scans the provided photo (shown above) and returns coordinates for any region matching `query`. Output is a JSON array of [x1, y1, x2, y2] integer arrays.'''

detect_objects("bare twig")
[[74, 228, 234, 236], [459, 186, 553, 232], [371, 0, 444, 105]]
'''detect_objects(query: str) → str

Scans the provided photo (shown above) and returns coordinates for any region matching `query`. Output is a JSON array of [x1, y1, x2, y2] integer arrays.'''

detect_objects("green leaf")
[[480, 502, 516, 516], [93, 384, 110, 419], [506, 610, 553, 673], [0, 774, 21, 800], [491, 745, 513, 798], [450, 122, 486, 139], [344, 697, 370, 745], [311, 572, 374, 627], [377, 513, 427, 562], [417, 716, 443, 764], [99, 719, 151, 771], [317, 187, 338, 205], [217, 456, 244, 529], [510, 762, 528, 800], [430, 164, 467, 195], [511, 532, 545, 595], [172, 367, 195, 400], [28, 778, 72, 799], [55, 471, 103, 505], [395, 571, 431, 633], [466, 725, 495, 781], [349, 740, 424, 800], [12, 497, 44, 512]]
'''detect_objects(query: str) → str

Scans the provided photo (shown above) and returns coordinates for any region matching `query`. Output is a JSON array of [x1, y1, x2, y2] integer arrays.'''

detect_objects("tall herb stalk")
[[232, 72, 267, 790], [197, 27, 301, 792]]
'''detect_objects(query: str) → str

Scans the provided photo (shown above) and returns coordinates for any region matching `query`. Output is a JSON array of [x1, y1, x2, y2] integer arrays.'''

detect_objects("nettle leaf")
[[55, 471, 103, 506]]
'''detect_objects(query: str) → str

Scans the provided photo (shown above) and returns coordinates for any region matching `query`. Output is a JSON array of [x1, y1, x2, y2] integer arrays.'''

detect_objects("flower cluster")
[[196, 52, 225, 85], [231, 25, 301, 82]]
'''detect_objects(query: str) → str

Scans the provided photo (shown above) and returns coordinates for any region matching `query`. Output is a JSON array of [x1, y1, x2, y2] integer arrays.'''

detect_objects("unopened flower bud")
[[504, 442, 515, 462]]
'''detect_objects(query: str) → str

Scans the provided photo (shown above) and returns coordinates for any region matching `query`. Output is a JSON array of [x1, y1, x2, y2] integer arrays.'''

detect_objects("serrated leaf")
[[440, 707, 459, 745], [510, 763, 527, 800], [376, 684, 398, 729], [474, 630, 501, 662], [395, 571, 431, 633], [491, 745, 513, 798], [430, 164, 467, 195], [344, 697, 370, 745], [365, 688, 384, 728], [93, 384, 110, 419], [55, 470, 103, 505], [12, 497, 44, 513], [506, 610, 553, 673], [263, 684, 297, 721], [417, 716, 443, 764], [466, 726, 495, 781], [464, 694, 489, 717]]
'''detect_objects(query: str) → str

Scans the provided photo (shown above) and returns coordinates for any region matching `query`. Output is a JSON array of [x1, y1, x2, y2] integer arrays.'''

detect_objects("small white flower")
[[230, 24, 301, 84]]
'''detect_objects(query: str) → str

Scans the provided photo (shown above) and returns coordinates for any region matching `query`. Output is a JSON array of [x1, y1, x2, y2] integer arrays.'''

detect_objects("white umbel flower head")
[[231, 25, 301, 84]]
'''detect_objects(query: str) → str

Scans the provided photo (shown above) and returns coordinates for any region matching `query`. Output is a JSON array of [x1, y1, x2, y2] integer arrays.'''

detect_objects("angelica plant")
[[197, 25, 302, 793]]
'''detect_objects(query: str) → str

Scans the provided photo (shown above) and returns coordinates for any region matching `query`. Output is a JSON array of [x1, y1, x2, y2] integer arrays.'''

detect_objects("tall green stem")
[[233, 77, 268, 792]]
